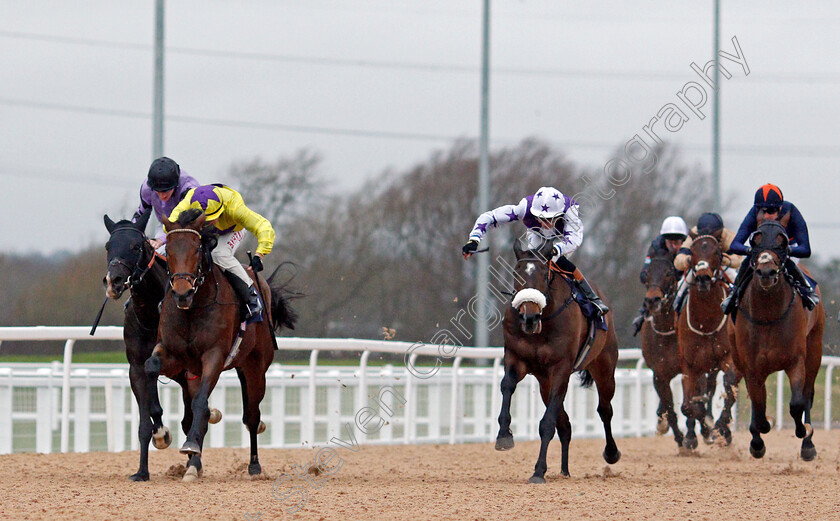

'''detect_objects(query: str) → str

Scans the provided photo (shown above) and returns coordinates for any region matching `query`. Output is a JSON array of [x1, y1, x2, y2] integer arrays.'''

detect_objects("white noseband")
[[512, 289, 547, 311]]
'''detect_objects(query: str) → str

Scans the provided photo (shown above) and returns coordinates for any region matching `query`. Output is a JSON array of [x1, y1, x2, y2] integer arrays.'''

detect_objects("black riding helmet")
[[696, 212, 724, 236], [146, 157, 180, 192]]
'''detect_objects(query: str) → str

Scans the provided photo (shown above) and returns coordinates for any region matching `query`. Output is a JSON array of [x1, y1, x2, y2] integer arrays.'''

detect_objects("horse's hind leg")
[[128, 362, 153, 481], [786, 358, 808, 440], [745, 374, 772, 458], [699, 371, 716, 444], [530, 374, 569, 483], [800, 329, 822, 461], [237, 363, 267, 476], [496, 359, 526, 451], [714, 366, 739, 445], [589, 357, 620, 465], [680, 371, 700, 451], [653, 373, 683, 447]]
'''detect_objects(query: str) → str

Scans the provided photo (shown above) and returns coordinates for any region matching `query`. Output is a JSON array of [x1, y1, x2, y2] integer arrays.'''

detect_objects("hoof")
[[208, 408, 222, 424], [703, 416, 715, 432], [702, 433, 715, 445], [801, 445, 817, 462], [180, 440, 201, 456], [182, 466, 199, 482], [528, 475, 546, 484], [247, 421, 266, 434], [683, 436, 698, 451], [495, 436, 514, 451], [248, 462, 262, 476], [749, 441, 766, 459], [129, 471, 149, 482], [152, 426, 171, 450], [603, 449, 621, 465], [656, 416, 669, 435]]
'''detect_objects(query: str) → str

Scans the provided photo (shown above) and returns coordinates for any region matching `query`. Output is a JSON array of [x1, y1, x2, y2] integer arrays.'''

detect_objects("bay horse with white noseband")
[[678, 234, 741, 450], [496, 238, 620, 483], [148, 208, 297, 481], [730, 221, 824, 460]]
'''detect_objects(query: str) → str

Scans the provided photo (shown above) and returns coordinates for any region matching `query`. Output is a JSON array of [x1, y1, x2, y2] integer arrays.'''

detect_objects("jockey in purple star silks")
[[462, 186, 609, 316]]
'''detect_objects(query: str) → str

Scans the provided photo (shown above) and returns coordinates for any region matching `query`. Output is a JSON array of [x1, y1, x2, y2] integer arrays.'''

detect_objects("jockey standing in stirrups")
[[132, 157, 200, 255], [721, 183, 819, 314], [462, 186, 609, 316], [631, 216, 688, 335], [167, 184, 276, 324]]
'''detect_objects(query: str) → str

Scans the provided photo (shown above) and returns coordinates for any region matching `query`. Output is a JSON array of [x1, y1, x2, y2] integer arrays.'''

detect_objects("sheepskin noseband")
[[511, 288, 547, 310]]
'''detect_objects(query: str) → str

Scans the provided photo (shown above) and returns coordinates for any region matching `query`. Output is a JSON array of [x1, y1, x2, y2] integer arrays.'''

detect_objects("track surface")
[[2, 430, 840, 520]]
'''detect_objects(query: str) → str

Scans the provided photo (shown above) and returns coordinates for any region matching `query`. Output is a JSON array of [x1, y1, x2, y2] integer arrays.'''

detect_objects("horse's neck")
[[651, 303, 676, 331], [129, 260, 167, 323], [744, 275, 793, 320], [687, 282, 726, 328]]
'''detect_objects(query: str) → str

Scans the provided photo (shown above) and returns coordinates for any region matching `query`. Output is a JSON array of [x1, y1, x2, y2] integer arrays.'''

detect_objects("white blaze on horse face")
[[757, 251, 774, 265], [525, 263, 536, 276]]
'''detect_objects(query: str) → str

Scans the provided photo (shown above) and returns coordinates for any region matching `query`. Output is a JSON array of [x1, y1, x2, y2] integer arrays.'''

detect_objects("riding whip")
[[89, 297, 109, 336], [247, 251, 279, 351]]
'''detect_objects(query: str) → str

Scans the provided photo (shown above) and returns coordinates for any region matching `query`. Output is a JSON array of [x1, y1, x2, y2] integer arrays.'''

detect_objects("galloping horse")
[[496, 239, 620, 483], [677, 234, 740, 449], [148, 209, 297, 481], [103, 211, 223, 481], [730, 221, 824, 460]]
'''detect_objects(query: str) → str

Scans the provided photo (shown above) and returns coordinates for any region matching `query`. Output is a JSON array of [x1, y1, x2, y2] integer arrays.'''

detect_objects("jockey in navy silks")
[[462, 186, 609, 316], [721, 183, 819, 314]]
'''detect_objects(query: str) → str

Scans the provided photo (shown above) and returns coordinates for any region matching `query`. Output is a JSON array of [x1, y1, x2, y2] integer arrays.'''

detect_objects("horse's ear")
[[513, 236, 524, 259], [160, 215, 173, 232], [748, 231, 763, 250], [104, 215, 116, 234], [538, 239, 555, 261], [194, 212, 207, 230], [134, 209, 151, 231], [776, 232, 789, 251]]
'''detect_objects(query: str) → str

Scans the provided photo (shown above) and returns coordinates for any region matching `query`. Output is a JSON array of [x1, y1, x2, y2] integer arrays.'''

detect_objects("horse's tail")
[[577, 369, 594, 388], [266, 261, 303, 332]]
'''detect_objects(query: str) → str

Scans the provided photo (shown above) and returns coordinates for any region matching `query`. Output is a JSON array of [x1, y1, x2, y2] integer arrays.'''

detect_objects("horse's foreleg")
[[143, 346, 171, 453], [128, 363, 153, 481], [699, 371, 716, 444], [786, 359, 808, 440], [496, 361, 525, 451], [530, 379, 568, 484], [680, 371, 699, 450], [653, 373, 683, 446], [745, 374, 771, 458], [714, 367, 739, 445], [237, 364, 267, 476], [180, 351, 224, 481]]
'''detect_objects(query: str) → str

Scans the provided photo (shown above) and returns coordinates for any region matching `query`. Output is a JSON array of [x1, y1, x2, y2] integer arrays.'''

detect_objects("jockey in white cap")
[[462, 186, 609, 316]]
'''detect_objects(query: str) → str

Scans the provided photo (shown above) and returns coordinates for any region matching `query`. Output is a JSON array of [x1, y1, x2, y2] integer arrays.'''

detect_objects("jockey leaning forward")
[[671, 212, 743, 313], [721, 183, 819, 314], [631, 216, 688, 335], [132, 157, 200, 255], [167, 184, 275, 323], [461, 186, 609, 317]]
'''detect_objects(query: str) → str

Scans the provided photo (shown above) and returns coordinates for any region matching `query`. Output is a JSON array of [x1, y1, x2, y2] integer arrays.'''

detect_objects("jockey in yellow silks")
[[167, 184, 275, 323]]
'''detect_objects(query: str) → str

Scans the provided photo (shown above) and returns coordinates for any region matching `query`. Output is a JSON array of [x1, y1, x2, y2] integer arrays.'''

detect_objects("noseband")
[[108, 226, 155, 289], [166, 228, 206, 291], [689, 235, 725, 285], [513, 256, 554, 308]]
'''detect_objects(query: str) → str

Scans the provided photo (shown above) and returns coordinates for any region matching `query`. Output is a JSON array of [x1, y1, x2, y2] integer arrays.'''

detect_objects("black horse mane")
[[176, 208, 204, 226]]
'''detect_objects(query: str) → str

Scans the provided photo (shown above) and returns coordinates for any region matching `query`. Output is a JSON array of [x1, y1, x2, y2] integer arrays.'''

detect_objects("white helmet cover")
[[660, 216, 688, 238], [530, 187, 566, 219]]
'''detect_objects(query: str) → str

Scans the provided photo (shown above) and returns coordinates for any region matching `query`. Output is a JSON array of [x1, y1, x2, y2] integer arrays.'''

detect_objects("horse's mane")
[[176, 208, 204, 226]]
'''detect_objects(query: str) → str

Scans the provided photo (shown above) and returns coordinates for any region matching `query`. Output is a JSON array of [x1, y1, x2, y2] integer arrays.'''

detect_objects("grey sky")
[[1, 1, 838, 258]]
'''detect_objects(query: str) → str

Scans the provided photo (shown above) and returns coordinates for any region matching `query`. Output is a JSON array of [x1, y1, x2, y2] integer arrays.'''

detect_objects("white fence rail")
[[1, 327, 839, 454]]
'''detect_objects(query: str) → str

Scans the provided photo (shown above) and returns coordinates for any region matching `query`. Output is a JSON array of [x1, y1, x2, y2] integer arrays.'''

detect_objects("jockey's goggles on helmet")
[[758, 204, 781, 214]]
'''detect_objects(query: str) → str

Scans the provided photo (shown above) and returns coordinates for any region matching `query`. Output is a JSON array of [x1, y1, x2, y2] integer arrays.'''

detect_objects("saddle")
[[549, 264, 608, 371]]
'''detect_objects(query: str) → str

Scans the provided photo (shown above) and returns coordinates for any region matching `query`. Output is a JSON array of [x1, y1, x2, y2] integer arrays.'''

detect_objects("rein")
[[685, 283, 728, 336], [108, 226, 157, 289], [165, 228, 206, 290], [737, 283, 797, 327], [512, 256, 574, 322], [645, 315, 676, 336]]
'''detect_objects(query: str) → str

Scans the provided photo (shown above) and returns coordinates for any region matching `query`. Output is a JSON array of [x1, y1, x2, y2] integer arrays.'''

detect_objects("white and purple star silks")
[[468, 188, 584, 261]]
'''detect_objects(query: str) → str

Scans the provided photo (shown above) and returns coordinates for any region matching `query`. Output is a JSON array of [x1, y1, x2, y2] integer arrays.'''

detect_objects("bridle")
[[687, 235, 726, 285], [165, 228, 206, 291], [645, 258, 678, 303], [513, 254, 575, 322], [107, 226, 156, 289]]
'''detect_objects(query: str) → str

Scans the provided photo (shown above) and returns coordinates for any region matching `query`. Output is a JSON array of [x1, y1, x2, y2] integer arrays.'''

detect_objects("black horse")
[[104, 210, 222, 481]]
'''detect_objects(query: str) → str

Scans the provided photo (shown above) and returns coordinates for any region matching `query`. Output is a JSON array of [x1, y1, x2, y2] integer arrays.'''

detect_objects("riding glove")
[[250, 255, 264, 273]]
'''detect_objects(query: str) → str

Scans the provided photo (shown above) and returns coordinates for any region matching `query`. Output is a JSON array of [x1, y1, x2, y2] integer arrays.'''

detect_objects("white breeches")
[[211, 230, 252, 286]]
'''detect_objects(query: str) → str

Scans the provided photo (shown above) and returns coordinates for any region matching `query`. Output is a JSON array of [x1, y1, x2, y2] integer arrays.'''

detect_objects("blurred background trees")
[[3, 139, 838, 357]]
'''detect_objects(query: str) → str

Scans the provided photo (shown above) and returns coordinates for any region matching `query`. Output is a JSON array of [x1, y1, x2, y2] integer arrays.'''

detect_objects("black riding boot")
[[784, 258, 819, 310], [632, 305, 647, 336], [721, 262, 752, 315], [575, 276, 610, 316], [223, 271, 264, 323]]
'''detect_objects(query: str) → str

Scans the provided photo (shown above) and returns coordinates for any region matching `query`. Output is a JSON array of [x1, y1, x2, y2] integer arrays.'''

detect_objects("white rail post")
[[825, 365, 834, 431], [0, 368, 12, 454], [306, 350, 319, 446], [35, 368, 52, 453], [74, 369, 90, 453], [449, 357, 462, 444], [111, 369, 126, 452], [635, 358, 645, 437], [776, 371, 784, 431], [208, 379, 225, 448], [404, 353, 417, 444], [60, 339, 75, 453], [269, 367, 285, 448], [104, 378, 114, 452], [490, 357, 502, 442]]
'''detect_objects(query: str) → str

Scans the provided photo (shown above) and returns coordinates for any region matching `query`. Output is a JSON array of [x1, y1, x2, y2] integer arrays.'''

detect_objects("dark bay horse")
[[730, 221, 824, 460], [677, 234, 740, 449], [149, 209, 297, 481], [103, 211, 223, 481], [496, 239, 620, 483]]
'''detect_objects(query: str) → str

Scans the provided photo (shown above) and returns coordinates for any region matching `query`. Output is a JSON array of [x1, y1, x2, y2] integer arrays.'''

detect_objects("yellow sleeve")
[[165, 190, 195, 231], [224, 190, 276, 255]]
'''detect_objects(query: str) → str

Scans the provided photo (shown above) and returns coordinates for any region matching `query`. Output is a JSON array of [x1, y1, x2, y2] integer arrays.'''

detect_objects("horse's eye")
[[132, 244, 141, 252]]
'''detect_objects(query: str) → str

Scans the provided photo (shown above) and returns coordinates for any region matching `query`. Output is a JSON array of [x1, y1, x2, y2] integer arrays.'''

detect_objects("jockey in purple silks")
[[132, 157, 200, 255], [462, 186, 609, 316]]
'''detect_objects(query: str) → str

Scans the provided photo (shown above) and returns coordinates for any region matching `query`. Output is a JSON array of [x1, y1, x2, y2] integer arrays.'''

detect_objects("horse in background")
[[677, 234, 741, 450], [496, 238, 620, 483], [148, 208, 297, 481], [730, 221, 824, 460], [103, 211, 225, 481]]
